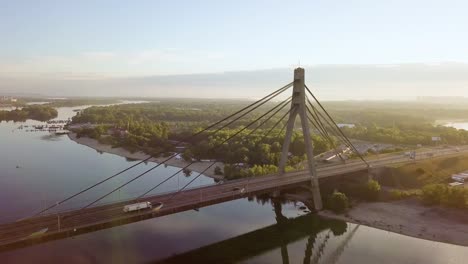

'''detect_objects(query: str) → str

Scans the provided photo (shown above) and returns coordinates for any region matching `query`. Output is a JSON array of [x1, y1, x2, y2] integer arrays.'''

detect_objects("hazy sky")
[[1, 0, 468, 98]]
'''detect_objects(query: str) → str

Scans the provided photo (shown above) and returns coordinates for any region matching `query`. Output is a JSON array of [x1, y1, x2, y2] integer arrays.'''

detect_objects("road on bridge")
[[1, 144, 467, 251]]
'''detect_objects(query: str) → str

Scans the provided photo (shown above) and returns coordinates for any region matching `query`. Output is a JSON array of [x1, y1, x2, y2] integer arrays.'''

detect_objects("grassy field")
[[380, 154, 468, 188]]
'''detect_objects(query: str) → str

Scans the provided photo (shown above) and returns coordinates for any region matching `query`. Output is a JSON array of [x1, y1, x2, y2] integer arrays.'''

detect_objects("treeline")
[[76, 121, 170, 154], [72, 101, 285, 127], [183, 130, 334, 179], [74, 123, 335, 179], [71, 102, 337, 179], [322, 100, 468, 124], [341, 123, 468, 145], [0, 105, 58, 122], [46, 98, 121, 107], [422, 184, 467, 208], [69, 99, 468, 179]]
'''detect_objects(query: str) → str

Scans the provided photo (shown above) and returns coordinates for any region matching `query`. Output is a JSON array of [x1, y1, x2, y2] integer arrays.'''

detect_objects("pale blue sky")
[[1, 0, 468, 78]]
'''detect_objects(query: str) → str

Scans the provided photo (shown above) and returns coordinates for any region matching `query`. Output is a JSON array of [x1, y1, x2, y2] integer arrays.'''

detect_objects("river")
[[444, 122, 468, 131], [0, 105, 467, 263]]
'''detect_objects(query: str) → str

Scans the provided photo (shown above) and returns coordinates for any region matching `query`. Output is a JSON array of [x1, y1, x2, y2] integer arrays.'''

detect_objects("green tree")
[[361, 180, 381, 201], [214, 166, 223, 175], [442, 188, 467, 209], [182, 149, 194, 162], [421, 184, 447, 205], [327, 191, 349, 213]]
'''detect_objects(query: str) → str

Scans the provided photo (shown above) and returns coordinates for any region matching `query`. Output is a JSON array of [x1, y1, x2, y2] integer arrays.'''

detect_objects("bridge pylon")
[[278, 67, 323, 210]]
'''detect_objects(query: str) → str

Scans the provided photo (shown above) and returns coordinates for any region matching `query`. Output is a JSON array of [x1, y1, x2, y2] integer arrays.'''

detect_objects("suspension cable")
[[82, 86, 292, 209], [305, 85, 368, 166], [307, 98, 351, 149], [31, 83, 293, 217], [244, 97, 291, 138], [307, 101, 350, 162], [144, 97, 294, 202], [306, 114, 344, 162], [138, 98, 292, 199], [261, 107, 291, 142], [307, 98, 356, 159], [306, 105, 332, 140]]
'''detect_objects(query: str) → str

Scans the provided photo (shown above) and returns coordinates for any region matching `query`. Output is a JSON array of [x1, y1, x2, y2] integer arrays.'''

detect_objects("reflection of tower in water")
[[272, 199, 360, 264]]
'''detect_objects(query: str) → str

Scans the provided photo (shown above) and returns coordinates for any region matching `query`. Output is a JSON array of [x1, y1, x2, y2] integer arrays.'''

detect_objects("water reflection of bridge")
[[158, 201, 359, 264]]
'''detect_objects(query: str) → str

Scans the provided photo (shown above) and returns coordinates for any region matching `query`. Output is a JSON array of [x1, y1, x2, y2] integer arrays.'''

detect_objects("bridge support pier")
[[279, 68, 323, 210]]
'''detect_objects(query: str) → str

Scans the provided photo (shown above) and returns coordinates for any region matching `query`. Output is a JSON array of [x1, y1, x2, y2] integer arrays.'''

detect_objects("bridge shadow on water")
[[154, 198, 353, 264]]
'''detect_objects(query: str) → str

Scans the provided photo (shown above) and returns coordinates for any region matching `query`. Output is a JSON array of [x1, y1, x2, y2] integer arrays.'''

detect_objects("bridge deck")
[[0, 146, 466, 251]]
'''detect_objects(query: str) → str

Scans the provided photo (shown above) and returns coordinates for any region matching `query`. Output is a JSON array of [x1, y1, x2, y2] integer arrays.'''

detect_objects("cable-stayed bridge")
[[1, 68, 467, 252]]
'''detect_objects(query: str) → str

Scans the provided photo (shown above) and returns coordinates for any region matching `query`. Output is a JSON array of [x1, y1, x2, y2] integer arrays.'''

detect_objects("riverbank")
[[319, 199, 468, 247], [68, 133, 224, 179]]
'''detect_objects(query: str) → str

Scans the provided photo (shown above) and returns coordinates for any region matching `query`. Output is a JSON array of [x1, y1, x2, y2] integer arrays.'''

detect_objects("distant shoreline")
[[67, 133, 224, 180], [319, 199, 468, 247], [435, 119, 468, 126]]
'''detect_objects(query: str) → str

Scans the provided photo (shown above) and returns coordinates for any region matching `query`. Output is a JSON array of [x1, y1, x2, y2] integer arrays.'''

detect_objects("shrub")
[[214, 166, 223, 175], [361, 180, 381, 201], [182, 149, 194, 162], [442, 188, 467, 209], [421, 184, 467, 208], [183, 168, 192, 177], [415, 167, 425, 175], [421, 184, 447, 205], [389, 189, 420, 200], [327, 191, 349, 214]]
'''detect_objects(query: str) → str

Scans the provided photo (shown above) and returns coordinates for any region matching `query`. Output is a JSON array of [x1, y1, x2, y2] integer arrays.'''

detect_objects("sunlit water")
[[0, 106, 467, 263], [445, 122, 468, 131]]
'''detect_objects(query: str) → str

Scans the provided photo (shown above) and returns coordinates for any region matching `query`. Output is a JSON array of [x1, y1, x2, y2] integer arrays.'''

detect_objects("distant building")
[[0, 96, 18, 103]]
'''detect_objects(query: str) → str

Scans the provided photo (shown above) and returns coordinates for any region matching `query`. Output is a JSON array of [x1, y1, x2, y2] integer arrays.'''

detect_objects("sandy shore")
[[68, 133, 224, 179], [319, 199, 468, 246]]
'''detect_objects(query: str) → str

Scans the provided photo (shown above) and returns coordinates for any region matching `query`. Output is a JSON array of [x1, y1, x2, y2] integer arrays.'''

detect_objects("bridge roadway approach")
[[1, 145, 467, 251]]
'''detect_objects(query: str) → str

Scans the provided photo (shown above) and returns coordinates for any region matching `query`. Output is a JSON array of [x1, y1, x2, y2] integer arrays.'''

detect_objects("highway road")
[[1, 144, 468, 251]]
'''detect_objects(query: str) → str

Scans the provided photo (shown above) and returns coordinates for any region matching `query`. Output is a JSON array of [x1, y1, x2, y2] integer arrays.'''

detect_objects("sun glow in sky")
[[1, 0, 468, 98]]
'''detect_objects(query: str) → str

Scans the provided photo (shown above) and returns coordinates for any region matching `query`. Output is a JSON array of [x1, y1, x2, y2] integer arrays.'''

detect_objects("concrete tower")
[[278, 68, 323, 210]]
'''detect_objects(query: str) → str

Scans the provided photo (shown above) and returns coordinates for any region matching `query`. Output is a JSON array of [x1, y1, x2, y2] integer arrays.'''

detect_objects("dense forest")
[[70, 99, 468, 178], [71, 101, 337, 178], [0, 105, 58, 122], [71, 100, 280, 126], [317, 100, 468, 146], [341, 123, 468, 145]]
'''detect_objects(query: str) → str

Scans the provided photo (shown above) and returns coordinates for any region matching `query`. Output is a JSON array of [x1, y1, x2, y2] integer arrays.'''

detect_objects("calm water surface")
[[445, 122, 468, 131], [0, 106, 467, 263]]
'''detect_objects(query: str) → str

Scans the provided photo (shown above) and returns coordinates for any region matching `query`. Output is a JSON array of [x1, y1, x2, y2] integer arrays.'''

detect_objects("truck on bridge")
[[123, 201, 153, 213]]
